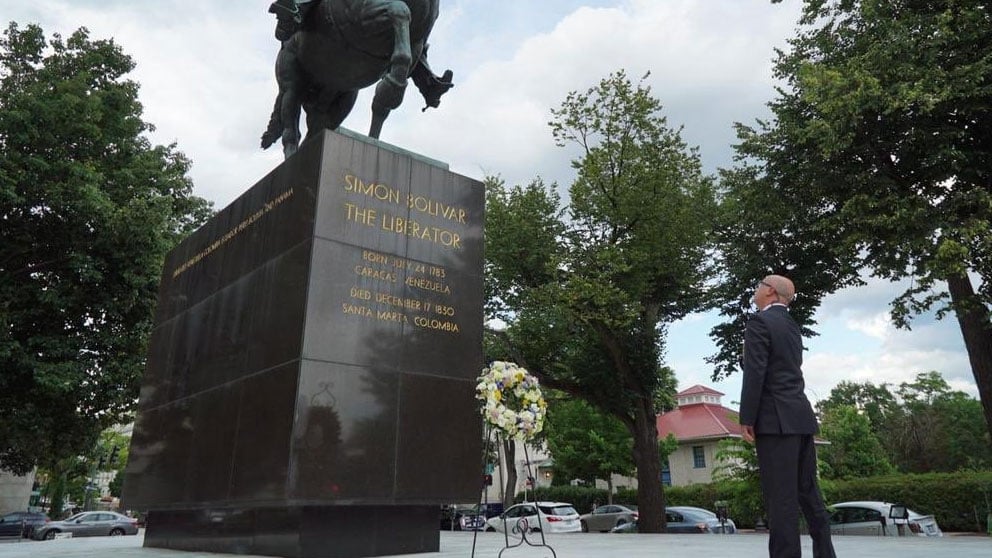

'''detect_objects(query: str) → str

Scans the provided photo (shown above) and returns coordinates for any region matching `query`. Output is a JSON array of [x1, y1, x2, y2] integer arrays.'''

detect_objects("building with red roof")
[[656, 385, 744, 486]]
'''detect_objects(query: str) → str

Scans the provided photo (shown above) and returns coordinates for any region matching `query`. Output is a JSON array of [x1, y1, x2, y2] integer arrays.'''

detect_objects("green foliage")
[[486, 70, 716, 532], [886, 372, 992, 472], [0, 23, 212, 474], [816, 380, 899, 438], [544, 397, 634, 486], [712, 438, 760, 484], [666, 480, 765, 528], [817, 374, 992, 473], [819, 405, 896, 479], [107, 471, 123, 498], [657, 433, 678, 467]]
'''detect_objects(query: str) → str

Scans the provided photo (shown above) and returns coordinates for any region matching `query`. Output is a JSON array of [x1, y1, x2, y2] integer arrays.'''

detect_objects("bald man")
[[740, 275, 836, 558]]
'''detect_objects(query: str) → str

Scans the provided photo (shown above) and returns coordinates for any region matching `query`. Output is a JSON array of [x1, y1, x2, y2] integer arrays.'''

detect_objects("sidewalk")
[[0, 530, 988, 558]]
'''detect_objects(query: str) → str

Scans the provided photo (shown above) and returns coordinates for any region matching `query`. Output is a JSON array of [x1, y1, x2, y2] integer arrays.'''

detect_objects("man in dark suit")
[[740, 275, 836, 558]]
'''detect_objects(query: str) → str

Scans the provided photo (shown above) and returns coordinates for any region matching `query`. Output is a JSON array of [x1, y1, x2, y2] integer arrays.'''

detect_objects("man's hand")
[[742, 425, 755, 444]]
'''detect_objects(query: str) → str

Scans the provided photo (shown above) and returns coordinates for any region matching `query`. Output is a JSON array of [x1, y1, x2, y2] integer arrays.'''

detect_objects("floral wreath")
[[476, 361, 547, 440]]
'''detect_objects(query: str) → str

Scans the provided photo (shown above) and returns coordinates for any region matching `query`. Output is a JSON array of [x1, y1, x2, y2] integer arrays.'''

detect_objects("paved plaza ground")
[[0, 530, 988, 558]]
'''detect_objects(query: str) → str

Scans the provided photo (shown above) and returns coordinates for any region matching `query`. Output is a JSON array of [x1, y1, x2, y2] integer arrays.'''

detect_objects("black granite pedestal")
[[123, 129, 484, 558]]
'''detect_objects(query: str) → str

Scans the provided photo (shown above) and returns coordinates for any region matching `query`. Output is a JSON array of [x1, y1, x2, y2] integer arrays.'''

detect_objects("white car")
[[828, 501, 942, 537], [485, 502, 581, 534]]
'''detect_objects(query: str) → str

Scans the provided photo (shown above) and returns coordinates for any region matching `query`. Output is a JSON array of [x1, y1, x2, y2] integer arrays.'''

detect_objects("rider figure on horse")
[[268, 0, 454, 109]]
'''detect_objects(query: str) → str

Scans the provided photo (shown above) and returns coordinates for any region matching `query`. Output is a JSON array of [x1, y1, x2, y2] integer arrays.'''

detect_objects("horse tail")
[[260, 90, 283, 150]]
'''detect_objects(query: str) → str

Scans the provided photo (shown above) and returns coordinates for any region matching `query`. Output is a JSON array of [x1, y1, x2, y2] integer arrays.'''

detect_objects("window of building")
[[692, 446, 706, 468], [661, 459, 671, 486]]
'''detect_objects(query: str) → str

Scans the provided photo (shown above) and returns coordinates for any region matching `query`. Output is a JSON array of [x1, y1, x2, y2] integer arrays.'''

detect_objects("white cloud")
[[844, 311, 893, 341]]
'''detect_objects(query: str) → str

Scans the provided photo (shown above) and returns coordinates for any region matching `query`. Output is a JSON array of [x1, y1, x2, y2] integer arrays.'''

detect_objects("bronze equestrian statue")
[[261, 0, 454, 158]]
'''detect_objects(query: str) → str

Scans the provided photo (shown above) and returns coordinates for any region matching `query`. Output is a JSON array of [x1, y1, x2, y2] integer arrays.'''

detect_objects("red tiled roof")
[[656, 403, 742, 441], [677, 385, 725, 397]]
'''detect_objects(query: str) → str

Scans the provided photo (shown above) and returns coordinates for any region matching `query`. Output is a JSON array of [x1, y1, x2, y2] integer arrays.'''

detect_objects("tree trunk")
[[947, 274, 992, 440], [501, 438, 517, 508], [631, 396, 665, 532], [46, 465, 67, 519]]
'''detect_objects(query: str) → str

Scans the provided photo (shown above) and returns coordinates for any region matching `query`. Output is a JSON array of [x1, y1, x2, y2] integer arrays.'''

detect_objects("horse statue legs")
[[260, 0, 451, 158], [368, 1, 413, 139], [260, 39, 305, 159]]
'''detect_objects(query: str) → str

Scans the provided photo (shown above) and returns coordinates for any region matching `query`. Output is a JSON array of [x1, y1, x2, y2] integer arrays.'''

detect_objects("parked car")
[[485, 502, 581, 534], [32, 511, 139, 540], [828, 501, 942, 537], [611, 506, 737, 534], [580, 504, 638, 532], [440, 505, 485, 531], [474, 502, 505, 519], [0, 511, 49, 538]]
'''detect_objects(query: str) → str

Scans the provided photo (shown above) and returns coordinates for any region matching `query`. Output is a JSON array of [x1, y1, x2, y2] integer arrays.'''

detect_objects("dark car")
[[32, 511, 139, 540], [0, 511, 49, 538], [440, 505, 485, 531]]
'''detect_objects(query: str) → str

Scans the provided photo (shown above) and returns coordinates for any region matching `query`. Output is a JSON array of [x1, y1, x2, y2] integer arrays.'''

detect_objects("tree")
[[717, 0, 992, 435], [887, 371, 992, 472], [0, 23, 212, 474], [713, 438, 760, 484], [543, 397, 634, 501], [486, 70, 716, 532], [818, 404, 895, 479], [817, 372, 992, 473], [815, 380, 899, 440]]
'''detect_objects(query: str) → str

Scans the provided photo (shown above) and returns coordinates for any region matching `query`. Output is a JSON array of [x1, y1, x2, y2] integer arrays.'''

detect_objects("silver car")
[[828, 501, 942, 537], [33, 511, 139, 540], [580, 504, 638, 532]]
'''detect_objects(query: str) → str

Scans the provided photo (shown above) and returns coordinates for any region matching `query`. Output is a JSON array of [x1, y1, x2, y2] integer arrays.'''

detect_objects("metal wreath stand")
[[469, 421, 556, 558]]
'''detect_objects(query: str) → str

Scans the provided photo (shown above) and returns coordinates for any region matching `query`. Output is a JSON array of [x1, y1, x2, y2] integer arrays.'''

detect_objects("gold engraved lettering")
[[172, 188, 294, 278], [374, 292, 422, 311], [406, 195, 468, 224], [405, 276, 451, 294], [428, 266, 445, 278], [433, 304, 455, 317], [345, 202, 377, 225], [413, 316, 460, 333], [380, 214, 461, 248], [349, 287, 372, 300], [344, 174, 401, 204], [362, 250, 388, 265], [354, 265, 397, 283], [376, 310, 408, 323], [341, 303, 373, 317]]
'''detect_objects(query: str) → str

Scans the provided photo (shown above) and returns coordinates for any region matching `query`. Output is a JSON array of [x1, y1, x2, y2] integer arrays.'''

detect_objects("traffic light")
[[98, 456, 106, 468], [108, 445, 119, 465], [483, 474, 493, 486]]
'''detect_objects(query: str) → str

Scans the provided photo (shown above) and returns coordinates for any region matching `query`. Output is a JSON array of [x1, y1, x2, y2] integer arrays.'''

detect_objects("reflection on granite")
[[125, 130, 483, 558]]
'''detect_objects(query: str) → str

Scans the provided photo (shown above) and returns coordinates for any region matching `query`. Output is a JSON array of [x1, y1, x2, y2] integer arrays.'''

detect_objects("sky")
[[2, 0, 979, 409]]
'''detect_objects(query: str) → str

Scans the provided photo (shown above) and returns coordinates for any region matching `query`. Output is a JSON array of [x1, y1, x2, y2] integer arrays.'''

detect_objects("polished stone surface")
[[142, 506, 437, 558], [124, 130, 484, 557]]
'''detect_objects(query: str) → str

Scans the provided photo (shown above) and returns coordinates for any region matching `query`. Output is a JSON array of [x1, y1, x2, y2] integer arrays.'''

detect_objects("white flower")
[[476, 361, 546, 441]]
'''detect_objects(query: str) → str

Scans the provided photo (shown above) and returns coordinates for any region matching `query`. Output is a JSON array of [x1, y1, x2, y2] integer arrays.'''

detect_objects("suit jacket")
[[739, 305, 819, 435]]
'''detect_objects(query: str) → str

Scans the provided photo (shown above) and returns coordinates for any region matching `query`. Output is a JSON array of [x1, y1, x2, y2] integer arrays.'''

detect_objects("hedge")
[[515, 471, 992, 532]]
